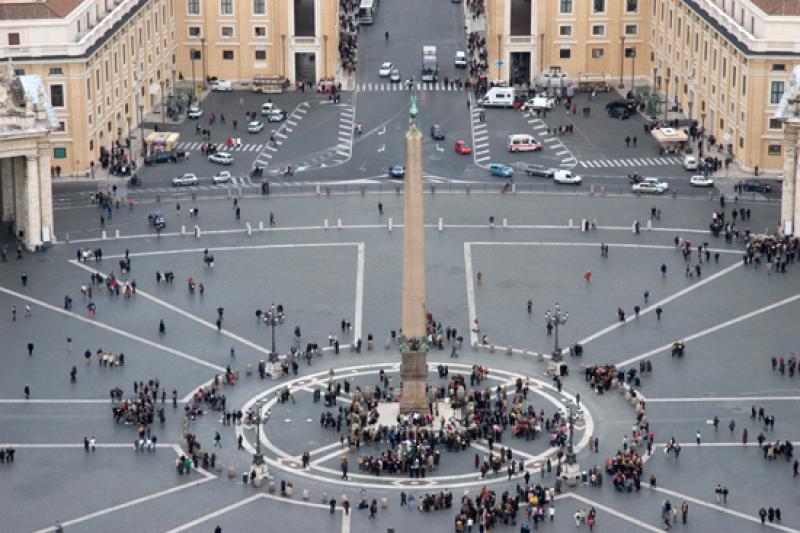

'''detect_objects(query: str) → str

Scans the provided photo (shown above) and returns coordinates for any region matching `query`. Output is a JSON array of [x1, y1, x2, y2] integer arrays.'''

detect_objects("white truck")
[[421, 45, 438, 82], [479, 87, 515, 108]]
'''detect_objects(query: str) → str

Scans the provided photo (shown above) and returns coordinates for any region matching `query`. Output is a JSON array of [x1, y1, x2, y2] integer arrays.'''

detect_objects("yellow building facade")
[[174, 0, 339, 89], [486, 0, 800, 171]]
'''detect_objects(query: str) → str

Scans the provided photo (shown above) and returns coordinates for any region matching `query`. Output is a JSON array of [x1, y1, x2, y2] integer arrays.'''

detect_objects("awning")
[[650, 127, 688, 144]]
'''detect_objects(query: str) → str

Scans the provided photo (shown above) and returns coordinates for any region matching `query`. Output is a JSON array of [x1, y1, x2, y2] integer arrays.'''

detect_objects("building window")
[[221, 26, 234, 37], [191, 49, 202, 60], [770, 81, 785, 104], [768, 144, 782, 155], [593, 0, 605, 12], [49, 67, 63, 75], [54, 147, 67, 159], [559, 48, 571, 59], [742, 74, 746, 96], [255, 50, 267, 60], [56, 122, 66, 132], [220, 0, 233, 15], [591, 25, 605, 36], [560, 0, 572, 14], [222, 50, 234, 60], [738, 137, 744, 149], [719, 118, 724, 129], [771, 64, 786, 71], [14, 68, 25, 76], [732, 66, 736, 87], [89, 140, 94, 151], [624, 24, 638, 35], [50, 85, 65, 107], [187, 0, 200, 15], [254, 26, 267, 37], [768, 118, 783, 130], [626, 0, 638, 12], [591, 48, 604, 58], [253, 0, 266, 14], [8, 32, 20, 45], [188, 26, 202, 37], [559, 25, 572, 36]]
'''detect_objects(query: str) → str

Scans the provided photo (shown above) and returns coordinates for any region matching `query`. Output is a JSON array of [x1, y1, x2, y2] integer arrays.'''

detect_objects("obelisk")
[[399, 88, 429, 414]]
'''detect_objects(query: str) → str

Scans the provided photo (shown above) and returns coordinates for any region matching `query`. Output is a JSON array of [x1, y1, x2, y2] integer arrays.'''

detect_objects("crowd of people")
[[338, 0, 358, 74]]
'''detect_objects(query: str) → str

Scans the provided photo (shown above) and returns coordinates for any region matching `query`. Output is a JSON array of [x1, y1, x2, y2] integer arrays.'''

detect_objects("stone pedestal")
[[561, 461, 581, 486], [400, 351, 428, 414]]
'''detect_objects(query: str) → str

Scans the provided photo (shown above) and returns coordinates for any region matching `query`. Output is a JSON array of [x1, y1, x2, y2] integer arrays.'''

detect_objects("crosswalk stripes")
[[173, 141, 265, 152], [578, 156, 683, 168], [355, 82, 467, 93]]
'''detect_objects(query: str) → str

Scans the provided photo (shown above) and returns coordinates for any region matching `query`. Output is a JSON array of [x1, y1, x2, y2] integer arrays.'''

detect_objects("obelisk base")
[[399, 351, 429, 414]]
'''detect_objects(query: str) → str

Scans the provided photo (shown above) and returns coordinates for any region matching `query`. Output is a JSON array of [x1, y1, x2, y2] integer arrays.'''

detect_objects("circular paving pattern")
[[238, 362, 593, 489]]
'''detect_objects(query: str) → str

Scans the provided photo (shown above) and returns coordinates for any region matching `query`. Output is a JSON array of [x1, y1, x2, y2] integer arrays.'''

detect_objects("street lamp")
[[629, 47, 636, 91], [544, 303, 569, 361], [618, 36, 626, 89], [253, 399, 266, 465], [664, 76, 670, 123], [497, 34, 503, 82], [565, 400, 578, 465], [126, 116, 131, 151], [269, 303, 278, 363]]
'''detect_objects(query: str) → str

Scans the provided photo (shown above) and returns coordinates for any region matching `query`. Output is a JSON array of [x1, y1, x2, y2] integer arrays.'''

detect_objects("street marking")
[[464, 243, 478, 346], [31, 445, 215, 533], [646, 396, 800, 402], [616, 290, 800, 367], [354, 242, 365, 345], [0, 399, 110, 404], [0, 285, 225, 373], [564, 493, 665, 532], [579, 261, 743, 345]]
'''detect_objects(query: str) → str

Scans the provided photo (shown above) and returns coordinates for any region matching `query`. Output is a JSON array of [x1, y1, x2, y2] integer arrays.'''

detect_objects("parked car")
[[378, 62, 393, 77], [247, 121, 264, 133], [390, 69, 401, 82], [454, 140, 472, 154], [187, 106, 203, 119], [454, 51, 467, 68], [261, 102, 275, 115], [172, 173, 198, 186], [740, 180, 771, 193], [521, 96, 555, 111], [208, 152, 234, 165], [689, 175, 714, 187], [489, 163, 513, 178], [430, 124, 445, 140], [144, 151, 177, 166], [526, 164, 556, 178], [213, 171, 233, 184], [553, 170, 582, 185], [388, 165, 406, 178], [682, 155, 699, 171]]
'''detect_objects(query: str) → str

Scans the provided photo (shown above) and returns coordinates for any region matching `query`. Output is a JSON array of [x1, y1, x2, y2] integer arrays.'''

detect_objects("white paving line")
[[353, 242, 365, 344], [616, 291, 800, 367], [71, 260, 274, 358], [0, 399, 110, 404], [564, 493, 665, 532], [578, 261, 743, 345], [0, 443, 161, 448], [646, 395, 800, 403], [0, 285, 225, 373], [644, 483, 800, 533], [32, 446, 215, 533], [464, 243, 478, 346]]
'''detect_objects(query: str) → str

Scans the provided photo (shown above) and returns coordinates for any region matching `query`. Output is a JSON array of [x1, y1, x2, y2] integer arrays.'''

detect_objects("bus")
[[251, 75, 286, 94], [358, 0, 377, 24]]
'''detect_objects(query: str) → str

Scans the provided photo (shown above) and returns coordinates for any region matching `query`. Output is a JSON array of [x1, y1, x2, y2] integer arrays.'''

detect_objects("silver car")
[[172, 173, 198, 186], [208, 152, 234, 165]]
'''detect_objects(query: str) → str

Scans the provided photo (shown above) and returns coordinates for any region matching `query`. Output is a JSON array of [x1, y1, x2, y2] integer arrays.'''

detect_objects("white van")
[[212, 80, 232, 92], [553, 169, 582, 185], [261, 102, 275, 115], [508, 134, 542, 152], [479, 87, 515, 108]]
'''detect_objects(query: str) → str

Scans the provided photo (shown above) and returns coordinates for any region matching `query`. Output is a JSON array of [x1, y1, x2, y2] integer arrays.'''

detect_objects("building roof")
[[0, 0, 83, 20], [751, 0, 800, 15]]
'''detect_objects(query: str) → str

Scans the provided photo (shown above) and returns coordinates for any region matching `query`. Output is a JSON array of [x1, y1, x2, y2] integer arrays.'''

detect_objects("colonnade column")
[[13, 156, 27, 240], [37, 148, 53, 241], [23, 154, 42, 249], [0, 158, 13, 222]]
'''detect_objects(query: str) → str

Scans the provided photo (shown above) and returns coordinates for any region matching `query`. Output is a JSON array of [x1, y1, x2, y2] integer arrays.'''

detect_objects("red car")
[[455, 140, 472, 154]]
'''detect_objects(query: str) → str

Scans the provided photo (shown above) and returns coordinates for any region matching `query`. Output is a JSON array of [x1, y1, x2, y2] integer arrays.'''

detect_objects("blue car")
[[388, 165, 406, 178], [489, 163, 513, 178]]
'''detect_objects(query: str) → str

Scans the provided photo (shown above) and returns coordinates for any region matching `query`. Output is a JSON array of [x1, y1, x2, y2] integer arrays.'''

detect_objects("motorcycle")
[[284, 166, 294, 177], [671, 340, 685, 358], [627, 173, 643, 183]]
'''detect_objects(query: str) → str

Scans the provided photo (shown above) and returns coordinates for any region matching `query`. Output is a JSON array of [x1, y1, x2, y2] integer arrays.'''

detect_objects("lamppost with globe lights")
[[544, 303, 569, 361]]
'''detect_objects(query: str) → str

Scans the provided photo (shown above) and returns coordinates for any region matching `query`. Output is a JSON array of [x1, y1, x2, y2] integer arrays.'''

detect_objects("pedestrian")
[[27, 342, 34, 356], [643, 290, 649, 304], [632, 136, 638, 147], [24, 384, 30, 399], [655, 306, 662, 320], [329, 497, 336, 514], [681, 502, 688, 523], [24, 305, 31, 318], [21, 272, 28, 286], [713, 416, 719, 431], [11, 305, 16, 321], [369, 498, 377, 518], [89, 436, 96, 451], [625, 135, 631, 147], [377, 202, 383, 215], [661, 263, 667, 276], [759, 507, 767, 524], [214, 431, 222, 447], [584, 271, 592, 283], [70, 366, 77, 383], [696, 430, 701, 445], [269, 211, 275, 226]]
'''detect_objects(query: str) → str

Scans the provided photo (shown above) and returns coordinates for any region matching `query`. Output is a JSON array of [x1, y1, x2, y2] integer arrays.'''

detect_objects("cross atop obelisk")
[[399, 87, 429, 414]]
